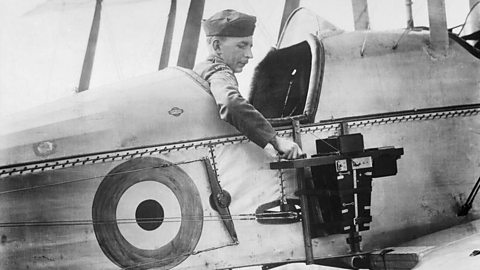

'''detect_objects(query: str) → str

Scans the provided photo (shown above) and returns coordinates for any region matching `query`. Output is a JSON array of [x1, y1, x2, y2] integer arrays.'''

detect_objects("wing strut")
[[78, 0, 102, 92], [351, 0, 370, 30], [405, 0, 414, 29], [177, 0, 205, 69], [427, 0, 449, 54], [278, 0, 300, 40], [159, 0, 177, 70]]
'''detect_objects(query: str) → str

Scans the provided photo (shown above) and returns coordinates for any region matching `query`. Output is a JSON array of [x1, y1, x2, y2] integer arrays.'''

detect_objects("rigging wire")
[[458, 1, 480, 36], [306, 131, 339, 153], [0, 158, 204, 195], [0, 212, 297, 228], [0, 155, 299, 228], [244, 0, 277, 46], [392, 28, 412, 50], [0, 123, 344, 195], [120, 241, 238, 270]]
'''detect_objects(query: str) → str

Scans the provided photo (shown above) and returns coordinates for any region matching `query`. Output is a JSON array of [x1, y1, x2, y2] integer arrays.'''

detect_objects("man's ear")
[[212, 39, 221, 54]]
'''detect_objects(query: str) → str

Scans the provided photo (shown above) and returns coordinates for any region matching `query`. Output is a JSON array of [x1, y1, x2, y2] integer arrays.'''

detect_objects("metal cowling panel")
[[317, 30, 480, 121], [0, 67, 238, 167]]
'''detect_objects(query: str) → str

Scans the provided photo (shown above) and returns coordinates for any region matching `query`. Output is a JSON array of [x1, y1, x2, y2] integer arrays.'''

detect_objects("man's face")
[[218, 36, 253, 73]]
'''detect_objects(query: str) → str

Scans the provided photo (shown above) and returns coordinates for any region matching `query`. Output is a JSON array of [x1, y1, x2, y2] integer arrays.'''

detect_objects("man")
[[194, 9, 303, 160]]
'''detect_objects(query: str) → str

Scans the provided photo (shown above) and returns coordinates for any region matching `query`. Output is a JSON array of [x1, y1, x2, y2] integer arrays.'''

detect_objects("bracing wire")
[[120, 241, 238, 270], [0, 122, 345, 229], [0, 158, 204, 196], [244, 0, 276, 46], [0, 212, 297, 228], [392, 28, 412, 50], [0, 156, 299, 228], [458, 1, 480, 36], [306, 130, 340, 153]]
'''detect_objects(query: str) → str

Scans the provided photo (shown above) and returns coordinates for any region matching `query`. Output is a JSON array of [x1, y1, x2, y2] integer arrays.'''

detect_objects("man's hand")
[[270, 136, 304, 160]]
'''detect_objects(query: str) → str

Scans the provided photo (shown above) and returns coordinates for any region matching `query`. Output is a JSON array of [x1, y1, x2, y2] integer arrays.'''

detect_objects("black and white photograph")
[[0, 0, 479, 269]]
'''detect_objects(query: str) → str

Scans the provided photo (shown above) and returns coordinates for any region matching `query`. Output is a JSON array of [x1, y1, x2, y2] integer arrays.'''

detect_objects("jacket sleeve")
[[208, 70, 276, 148]]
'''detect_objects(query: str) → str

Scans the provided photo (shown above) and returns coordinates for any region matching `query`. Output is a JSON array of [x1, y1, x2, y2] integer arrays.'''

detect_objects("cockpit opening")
[[248, 35, 324, 126]]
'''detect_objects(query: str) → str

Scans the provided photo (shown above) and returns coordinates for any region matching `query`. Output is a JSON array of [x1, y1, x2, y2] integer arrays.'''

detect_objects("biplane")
[[0, 0, 479, 269]]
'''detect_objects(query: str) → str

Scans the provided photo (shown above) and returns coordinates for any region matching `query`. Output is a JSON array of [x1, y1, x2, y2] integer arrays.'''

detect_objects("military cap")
[[203, 9, 256, 37]]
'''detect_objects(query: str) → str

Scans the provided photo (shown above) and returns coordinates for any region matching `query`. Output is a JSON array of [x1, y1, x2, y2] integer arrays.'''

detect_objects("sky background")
[[0, 0, 471, 118]]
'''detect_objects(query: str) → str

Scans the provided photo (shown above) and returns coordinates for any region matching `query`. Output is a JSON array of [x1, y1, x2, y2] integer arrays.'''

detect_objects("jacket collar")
[[207, 54, 226, 65]]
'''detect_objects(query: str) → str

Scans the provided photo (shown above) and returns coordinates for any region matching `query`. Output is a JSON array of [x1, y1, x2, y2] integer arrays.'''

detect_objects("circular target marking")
[[135, 199, 164, 231], [116, 180, 181, 250], [92, 157, 203, 270]]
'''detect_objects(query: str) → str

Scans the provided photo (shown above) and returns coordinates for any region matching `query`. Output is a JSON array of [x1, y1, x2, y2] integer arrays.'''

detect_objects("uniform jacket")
[[193, 55, 276, 148]]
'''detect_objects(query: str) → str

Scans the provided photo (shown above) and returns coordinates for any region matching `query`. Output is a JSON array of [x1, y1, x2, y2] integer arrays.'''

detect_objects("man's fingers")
[[297, 151, 305, 159], [287, 149, 294, 160], [292, 146, 302, 159], [272, 137, 304, 160], [290, 146, 301, 160]]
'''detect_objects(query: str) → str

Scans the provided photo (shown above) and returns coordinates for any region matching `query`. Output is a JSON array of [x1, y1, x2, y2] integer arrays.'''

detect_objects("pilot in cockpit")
[[194, 9, 303, 160]]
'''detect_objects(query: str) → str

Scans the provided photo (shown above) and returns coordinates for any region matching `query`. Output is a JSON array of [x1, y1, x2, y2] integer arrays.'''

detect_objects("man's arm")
[[209, 70, 275, 148], [209, 70, 303, 159]]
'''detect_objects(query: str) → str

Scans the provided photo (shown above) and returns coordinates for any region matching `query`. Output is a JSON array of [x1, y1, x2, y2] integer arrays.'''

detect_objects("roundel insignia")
[[92, 157, 203, 270]]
